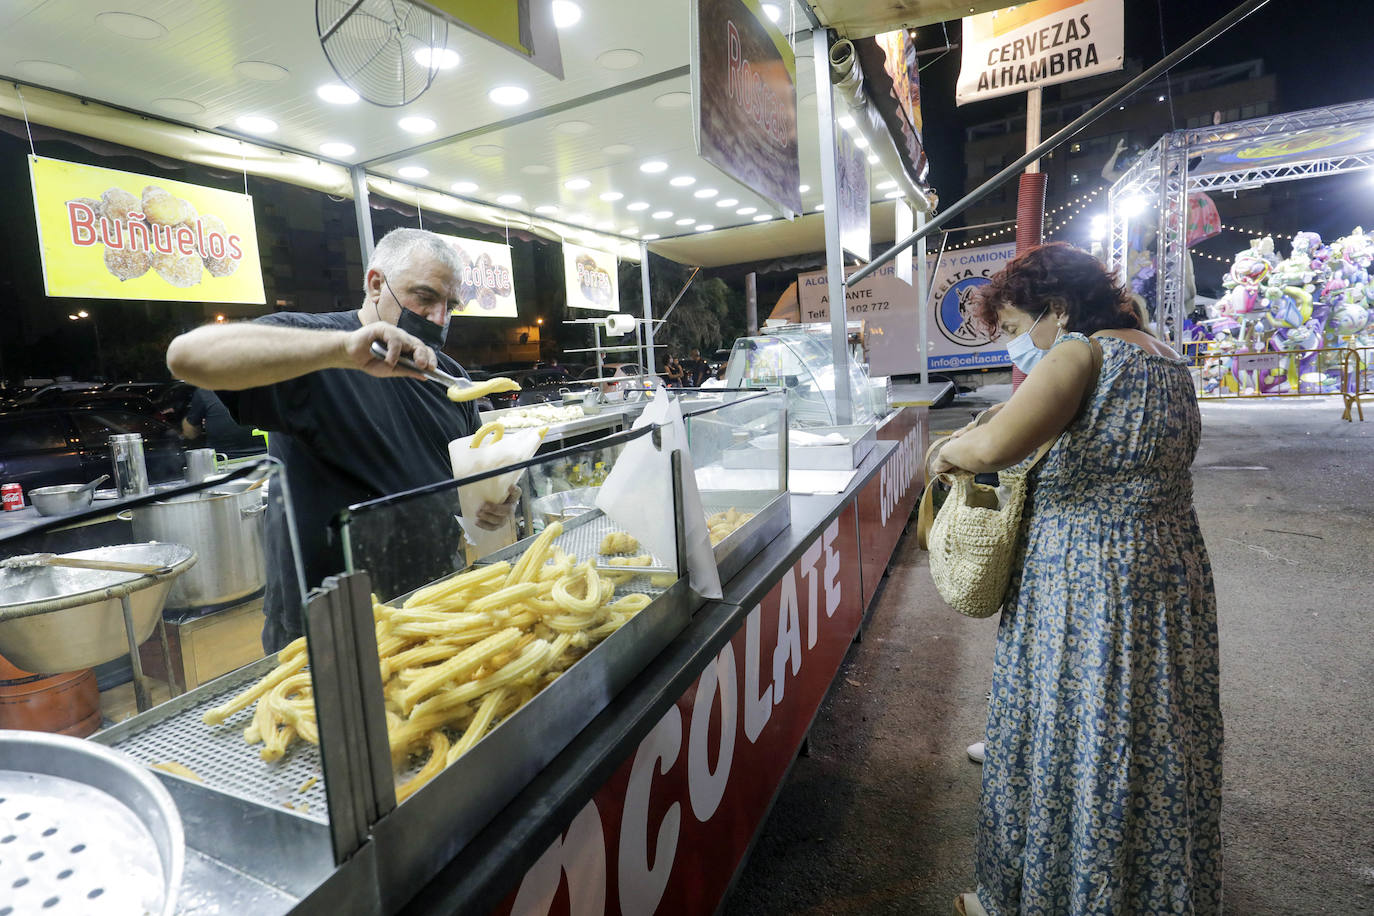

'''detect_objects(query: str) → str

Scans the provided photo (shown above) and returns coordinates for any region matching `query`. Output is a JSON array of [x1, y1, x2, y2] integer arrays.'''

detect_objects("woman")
[[933, 244, 1222, 916], [662, 355, 685, 387]]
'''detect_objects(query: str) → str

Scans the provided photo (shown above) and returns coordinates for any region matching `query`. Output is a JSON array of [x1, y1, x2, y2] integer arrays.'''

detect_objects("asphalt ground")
[[721, 392, 1374, 916]]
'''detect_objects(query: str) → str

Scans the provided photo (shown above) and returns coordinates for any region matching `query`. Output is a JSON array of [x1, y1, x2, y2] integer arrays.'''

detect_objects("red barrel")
[[1, 482, 22, 510]]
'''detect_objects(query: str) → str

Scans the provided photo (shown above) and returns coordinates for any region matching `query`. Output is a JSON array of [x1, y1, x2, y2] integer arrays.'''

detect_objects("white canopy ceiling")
[[0, 0, 1002, 265]]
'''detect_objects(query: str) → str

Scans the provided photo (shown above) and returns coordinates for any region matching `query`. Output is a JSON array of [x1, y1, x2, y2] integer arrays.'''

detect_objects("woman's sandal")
[[953, 892, 989, 916]]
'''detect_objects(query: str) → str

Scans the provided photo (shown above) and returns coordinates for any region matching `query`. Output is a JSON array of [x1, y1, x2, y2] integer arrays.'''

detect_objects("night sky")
[[915, 0, 1374, 210]]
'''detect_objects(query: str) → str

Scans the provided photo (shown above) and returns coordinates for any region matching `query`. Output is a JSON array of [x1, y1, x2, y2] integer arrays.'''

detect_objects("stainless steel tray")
[[702, 488, 790, 585]]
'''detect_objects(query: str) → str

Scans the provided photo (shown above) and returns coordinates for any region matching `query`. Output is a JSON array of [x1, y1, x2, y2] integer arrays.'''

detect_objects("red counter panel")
[[493, 503, 862, 916], [856, 409, 928, 607]]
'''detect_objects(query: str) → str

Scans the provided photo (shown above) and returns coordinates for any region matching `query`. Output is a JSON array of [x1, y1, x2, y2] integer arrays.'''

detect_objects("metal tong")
[[370, 340, 473, 391]]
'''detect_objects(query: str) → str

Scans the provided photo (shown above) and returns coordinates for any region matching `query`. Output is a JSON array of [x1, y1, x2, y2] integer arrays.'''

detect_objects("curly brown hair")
[[969, 243, 1141, 337]]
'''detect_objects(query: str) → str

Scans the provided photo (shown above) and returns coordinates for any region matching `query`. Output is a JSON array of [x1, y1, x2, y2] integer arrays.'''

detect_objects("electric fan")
[[317, 0, 450, 107]]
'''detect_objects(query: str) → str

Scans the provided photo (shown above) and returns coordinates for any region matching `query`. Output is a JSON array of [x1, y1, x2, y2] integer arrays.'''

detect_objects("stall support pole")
[[640, 241, 656, 375], [352, 166, 375, 263], [814, 28, 853, 425], [915, 210, 930, 385], [745, 272, 759, 336], [1025, 87, 1042, 173]]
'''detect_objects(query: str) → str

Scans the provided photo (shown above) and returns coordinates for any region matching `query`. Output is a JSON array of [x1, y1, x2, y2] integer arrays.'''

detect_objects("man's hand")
[[344, 321, 437, 380], [475, 485, 521, 530]]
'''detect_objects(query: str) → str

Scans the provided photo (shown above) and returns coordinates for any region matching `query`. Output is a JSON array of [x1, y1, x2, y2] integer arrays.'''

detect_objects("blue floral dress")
[[976, 333, 1223, 915]]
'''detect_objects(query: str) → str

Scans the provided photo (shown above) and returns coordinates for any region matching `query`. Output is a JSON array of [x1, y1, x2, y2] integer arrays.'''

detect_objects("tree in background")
[[617, 255, 746, 363]]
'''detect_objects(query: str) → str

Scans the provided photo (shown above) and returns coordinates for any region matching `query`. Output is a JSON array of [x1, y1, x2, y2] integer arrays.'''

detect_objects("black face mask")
[[385, 277, 448, 348]]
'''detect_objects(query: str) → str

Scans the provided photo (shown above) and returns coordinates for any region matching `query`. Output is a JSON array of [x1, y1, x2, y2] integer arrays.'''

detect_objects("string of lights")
[[945, 186, 1106, 250]]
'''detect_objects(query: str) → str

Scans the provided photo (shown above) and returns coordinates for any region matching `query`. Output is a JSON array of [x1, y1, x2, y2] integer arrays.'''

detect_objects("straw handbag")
[[916, 338, 1101, 618]]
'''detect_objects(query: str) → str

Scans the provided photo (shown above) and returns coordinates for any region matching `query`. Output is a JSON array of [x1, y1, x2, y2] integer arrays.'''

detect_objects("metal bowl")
[[0, 543, 197, 673], [0, 729, 184, 915], [530, 486, 601, 527], [29, 484, 95, 517]]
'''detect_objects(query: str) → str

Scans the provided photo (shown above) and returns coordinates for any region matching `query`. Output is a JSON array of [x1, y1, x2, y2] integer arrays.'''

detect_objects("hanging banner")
[[27, 156, 265, 303], [1187, 122, 1374, 177], [836, 126, 870, 262], [926, 242, 1016, 370], [955, 0, 1124, 105], [563, 243, 619, 312], [440, 235, 518, 318], [857, 29, 930, 185], [691, 0, 802, 216], [418, 0, 564, 79]]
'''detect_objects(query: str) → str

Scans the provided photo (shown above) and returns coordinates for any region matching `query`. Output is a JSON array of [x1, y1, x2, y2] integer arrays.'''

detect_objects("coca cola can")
[[1, 483, 22, 511]]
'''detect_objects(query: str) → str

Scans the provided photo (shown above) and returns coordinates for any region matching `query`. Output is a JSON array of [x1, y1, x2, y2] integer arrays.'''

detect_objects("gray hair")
[[365, 228, 462, 289]]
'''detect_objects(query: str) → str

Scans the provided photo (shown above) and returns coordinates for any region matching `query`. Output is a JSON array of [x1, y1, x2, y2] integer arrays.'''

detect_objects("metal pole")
[[847, 0, 1271, 287], [814, 29, 853, 425], [352, 165, 375, 264], [1025, 87, 1042, 173], [745, 272, 758, 336], [915, 210, 930, 386], [639, 241, 656, 375]]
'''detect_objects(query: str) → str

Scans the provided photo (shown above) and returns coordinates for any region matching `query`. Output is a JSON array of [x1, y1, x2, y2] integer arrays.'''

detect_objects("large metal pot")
[[130, 480, 266, 609]]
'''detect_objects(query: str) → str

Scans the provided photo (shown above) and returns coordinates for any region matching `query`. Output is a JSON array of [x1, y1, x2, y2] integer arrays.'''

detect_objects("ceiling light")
[[694, 189, 719, 200], [320, 141, 356, 158], [813, 203, 825, 211], [317, 83, 360, 105], [642, 233, 661, 240], [799, 184, 811, 193], [552, 1, 583, 28], [752, 214, 773, 222], [884, 190, 903, 199], [489, 85, 530, 106], [555, 120, 593, 135], [640, 160, 668, 174], [497, 193, 522, 205], [761, 3, 782, 21], [603, 143, 634, 156], [153, 97, 204, 116], [599, 191, 624, 202], [399, 116, 436, 133], [451, 181, 478, 193], [716, 198, 739, 207], [736, 206, 757, 215], [96, 11, 166, 39], [652, 210, 673, 219], [564, 177, 591, 190], [837, 114, 855, 130], [670, 176, 697, 187], [868, 154, 880, 164], [398, 166, 429, 179], [535, 205, 559, 215], [473, 144, 504, 157], [413, 47, 460, 70], [675, 217, 695, 226], [597, 49, 643, 70], [15, 60, 81, 82], [876, 180, 897, 190], [627, 201, 650, 211], [853, 136, 869, 149], [654, 92, 692, 110], [694, 224, 714, 232], [233, 60, 288, 81], [235, 115, 278, 134]]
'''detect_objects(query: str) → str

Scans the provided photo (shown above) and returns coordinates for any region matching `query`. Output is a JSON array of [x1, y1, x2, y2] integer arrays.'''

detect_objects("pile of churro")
[[201, 521, 651, 802], [707, 507, 755, 546]]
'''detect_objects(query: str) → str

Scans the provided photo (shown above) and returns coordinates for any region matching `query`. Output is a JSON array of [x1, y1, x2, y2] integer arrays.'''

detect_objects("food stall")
[[0, 0, 948, 910]]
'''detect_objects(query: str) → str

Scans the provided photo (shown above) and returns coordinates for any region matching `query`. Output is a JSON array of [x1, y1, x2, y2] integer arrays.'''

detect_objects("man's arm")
[[166, 320, 442, 391]]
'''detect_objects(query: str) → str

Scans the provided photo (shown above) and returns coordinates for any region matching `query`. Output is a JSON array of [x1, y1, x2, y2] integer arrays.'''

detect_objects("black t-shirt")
[[185, 388, 262, 456], [218, 311, 480, 649]]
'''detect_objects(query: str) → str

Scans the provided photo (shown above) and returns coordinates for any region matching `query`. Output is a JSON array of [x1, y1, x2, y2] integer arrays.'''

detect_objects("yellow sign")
[[28, 156, 266, 303]]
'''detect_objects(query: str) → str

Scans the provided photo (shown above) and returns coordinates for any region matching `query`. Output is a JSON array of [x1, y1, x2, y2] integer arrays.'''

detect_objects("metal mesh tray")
[[98, 657, 330, 822]]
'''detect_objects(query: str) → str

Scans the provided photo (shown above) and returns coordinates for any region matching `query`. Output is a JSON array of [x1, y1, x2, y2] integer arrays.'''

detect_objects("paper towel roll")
[[604, 314, 635, 337]]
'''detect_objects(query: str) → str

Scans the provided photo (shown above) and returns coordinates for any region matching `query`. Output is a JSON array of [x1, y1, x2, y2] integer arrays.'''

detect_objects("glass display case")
[[724, 326, 878, 429]]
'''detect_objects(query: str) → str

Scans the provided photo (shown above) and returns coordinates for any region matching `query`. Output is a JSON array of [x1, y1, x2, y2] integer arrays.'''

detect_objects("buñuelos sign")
[[28, 156, 266, 303]]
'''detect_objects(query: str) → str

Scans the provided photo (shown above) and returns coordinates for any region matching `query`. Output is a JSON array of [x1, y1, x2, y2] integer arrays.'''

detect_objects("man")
[[181, 387, 262, 457], [167, 228, 511, 651]]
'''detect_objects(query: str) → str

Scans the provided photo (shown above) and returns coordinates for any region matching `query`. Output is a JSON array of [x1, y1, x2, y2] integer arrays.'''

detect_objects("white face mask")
[[1005, 309, 1051, 373]]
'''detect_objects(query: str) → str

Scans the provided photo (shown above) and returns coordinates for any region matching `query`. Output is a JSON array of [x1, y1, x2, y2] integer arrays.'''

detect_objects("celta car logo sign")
[[937, 275, 997, 347]]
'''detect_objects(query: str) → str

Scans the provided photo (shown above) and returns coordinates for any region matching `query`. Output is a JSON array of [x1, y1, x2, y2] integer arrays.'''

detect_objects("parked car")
[[48, 391, 161, 416], [15, 381, 103, 406], [0, 407, 186, 494]]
